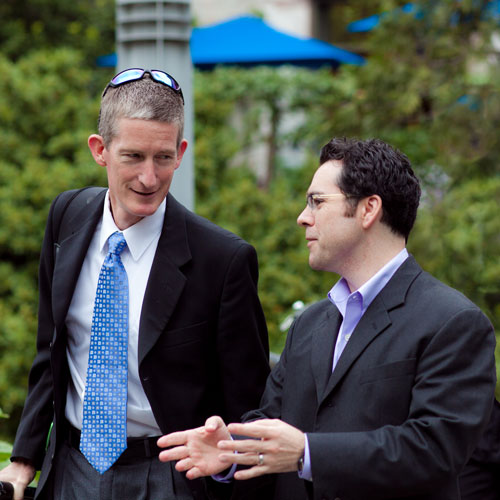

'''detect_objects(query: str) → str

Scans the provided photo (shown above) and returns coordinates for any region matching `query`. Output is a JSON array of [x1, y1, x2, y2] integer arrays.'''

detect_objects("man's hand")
[[0, 460, 36, 500], [158, 416, 232, 479], [217, 419, 305, 480]]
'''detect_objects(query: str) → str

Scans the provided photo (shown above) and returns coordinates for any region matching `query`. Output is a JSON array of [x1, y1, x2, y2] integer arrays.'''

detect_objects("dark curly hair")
[[319, 137, 421, 240]]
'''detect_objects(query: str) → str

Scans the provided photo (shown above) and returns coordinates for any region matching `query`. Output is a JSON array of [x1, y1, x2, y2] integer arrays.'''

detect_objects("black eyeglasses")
[[102, 68, 184, 104]]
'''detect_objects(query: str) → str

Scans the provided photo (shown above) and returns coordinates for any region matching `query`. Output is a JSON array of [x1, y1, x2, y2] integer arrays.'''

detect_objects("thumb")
[[204, 415, 225, 433], [14, 485, 26, 500]]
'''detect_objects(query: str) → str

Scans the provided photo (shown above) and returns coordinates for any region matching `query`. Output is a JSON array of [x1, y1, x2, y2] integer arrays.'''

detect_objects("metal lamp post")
[[116, 0, 194, 209]]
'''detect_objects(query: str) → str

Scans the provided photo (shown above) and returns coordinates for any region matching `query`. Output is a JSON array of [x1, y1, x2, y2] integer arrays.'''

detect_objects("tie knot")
[[108, 231, 127, 256]]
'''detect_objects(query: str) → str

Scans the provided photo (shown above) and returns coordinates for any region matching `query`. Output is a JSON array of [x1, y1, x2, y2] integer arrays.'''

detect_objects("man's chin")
[[308, 256, 328, 272], [308, 257, 320, 271], [135, 206, 160, 218], [125, 202, 162, 222], [131, 195, 165, 213]]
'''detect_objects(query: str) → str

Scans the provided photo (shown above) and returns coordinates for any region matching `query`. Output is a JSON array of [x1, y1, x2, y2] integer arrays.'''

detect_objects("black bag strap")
[[52, 186, 106, 245]]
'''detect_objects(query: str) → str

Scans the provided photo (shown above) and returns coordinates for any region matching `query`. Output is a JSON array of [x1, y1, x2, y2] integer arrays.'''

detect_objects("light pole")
[[116, 0, 194, 210]]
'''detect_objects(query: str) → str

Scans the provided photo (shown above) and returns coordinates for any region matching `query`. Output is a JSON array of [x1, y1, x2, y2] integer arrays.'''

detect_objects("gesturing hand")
[[158, 416, 232, 479], [217, 419, 305, 480]]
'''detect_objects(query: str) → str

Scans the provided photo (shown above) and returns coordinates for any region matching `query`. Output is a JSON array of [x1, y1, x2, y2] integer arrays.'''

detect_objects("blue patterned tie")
[[80, 231, 129, 474]]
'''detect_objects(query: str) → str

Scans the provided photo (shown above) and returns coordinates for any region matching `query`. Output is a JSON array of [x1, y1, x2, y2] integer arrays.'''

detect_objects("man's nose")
[[138, 160, 157, 187], [297, 206, 313, 227]]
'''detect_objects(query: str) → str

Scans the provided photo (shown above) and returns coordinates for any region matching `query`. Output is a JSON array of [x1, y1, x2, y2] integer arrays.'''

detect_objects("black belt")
[[67, 423, 162, 465]]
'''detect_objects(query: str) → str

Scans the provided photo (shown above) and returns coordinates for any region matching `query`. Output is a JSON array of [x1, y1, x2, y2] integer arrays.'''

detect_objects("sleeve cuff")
[[297, 434, 313, 481], [212, 463, 237, 483]]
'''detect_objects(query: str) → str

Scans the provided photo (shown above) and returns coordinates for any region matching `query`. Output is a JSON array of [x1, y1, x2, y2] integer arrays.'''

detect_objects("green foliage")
[[196, 166, 334, 353], [0, 0, 115, 68], [409, 177, 500, 391], [0, 49, 107, 439], [330, 0, 500, 182], [193, 67, 341, 351], [0, 440, 12, 470]]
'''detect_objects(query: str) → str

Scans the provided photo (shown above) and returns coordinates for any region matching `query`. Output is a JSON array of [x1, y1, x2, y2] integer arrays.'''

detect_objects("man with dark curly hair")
[[159, 137, 496, 500]]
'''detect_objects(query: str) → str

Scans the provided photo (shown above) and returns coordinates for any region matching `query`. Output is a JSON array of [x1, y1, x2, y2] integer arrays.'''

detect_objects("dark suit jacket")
[[244, 256, 496, 500], [12, 189, 270, 499], [459, 399, 500, 500]]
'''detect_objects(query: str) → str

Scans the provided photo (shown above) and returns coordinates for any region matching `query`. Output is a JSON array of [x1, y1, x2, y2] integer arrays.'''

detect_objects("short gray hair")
[[98, 74, 184, 147]]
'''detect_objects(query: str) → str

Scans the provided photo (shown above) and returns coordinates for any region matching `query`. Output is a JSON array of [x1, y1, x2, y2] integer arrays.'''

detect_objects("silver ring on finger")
[[258, 453, 264, 466]]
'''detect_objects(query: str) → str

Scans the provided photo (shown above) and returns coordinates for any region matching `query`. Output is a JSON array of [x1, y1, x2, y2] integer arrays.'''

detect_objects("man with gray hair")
[[0, 69, 270, 500]]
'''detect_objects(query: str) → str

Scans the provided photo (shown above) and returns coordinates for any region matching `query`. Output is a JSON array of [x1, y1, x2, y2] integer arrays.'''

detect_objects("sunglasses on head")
[[102, 68, 184, 104]]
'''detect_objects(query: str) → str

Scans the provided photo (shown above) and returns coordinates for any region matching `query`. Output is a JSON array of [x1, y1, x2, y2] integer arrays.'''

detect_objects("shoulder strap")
[[52, 186, 106, 245]]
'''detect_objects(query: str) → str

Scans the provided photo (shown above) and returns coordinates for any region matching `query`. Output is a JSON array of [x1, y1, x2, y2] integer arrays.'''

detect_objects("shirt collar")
[[328, 248, 409, 316], [99, 190, 166, 261]]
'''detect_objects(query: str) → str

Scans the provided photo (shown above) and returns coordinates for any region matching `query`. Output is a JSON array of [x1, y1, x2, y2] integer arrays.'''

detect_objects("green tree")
[[0, 0, 115, 66], [409, 176, 500, 390], [194, 67, 343, 351], [0, 49, 107, 439], [301, 0, 500, 182]]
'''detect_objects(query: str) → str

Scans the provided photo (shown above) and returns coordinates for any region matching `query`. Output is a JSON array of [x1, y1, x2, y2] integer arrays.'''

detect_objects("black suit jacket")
[[459, 397, 500, 500], [12, 190, 270, 499], [245, 256, 496, 500]]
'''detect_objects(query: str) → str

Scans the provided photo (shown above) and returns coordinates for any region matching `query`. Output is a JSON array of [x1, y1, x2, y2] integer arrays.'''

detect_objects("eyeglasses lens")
[[150, 70, 179, 90], [111, 69, 145, 86]]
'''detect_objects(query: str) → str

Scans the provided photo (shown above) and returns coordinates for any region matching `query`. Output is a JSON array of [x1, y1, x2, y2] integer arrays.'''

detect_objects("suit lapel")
[[320, 300, 392, 404], [52, 192, 105, 333], [311, 305, 342, 403], [138, 194, 192, 364], [319, 256, 422, 405]]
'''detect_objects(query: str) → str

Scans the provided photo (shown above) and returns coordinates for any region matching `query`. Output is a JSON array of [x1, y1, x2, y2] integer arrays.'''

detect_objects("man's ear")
[[359, 194, 383, 229], [174, 138, 188, 170], [88, 134, 107, 166]]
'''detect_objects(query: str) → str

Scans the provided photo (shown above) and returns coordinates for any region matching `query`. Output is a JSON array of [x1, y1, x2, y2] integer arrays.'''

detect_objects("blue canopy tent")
[[191, 15, 364, 69], [97, 15, 364, 69]]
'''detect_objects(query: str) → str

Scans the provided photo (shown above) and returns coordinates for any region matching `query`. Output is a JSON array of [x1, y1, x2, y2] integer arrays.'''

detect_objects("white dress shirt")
[[65, 190, 165, 437]]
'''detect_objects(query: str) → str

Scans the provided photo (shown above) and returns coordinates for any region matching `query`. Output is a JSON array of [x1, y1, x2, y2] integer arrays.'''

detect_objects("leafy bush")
[[1, 0, 499, 443]]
